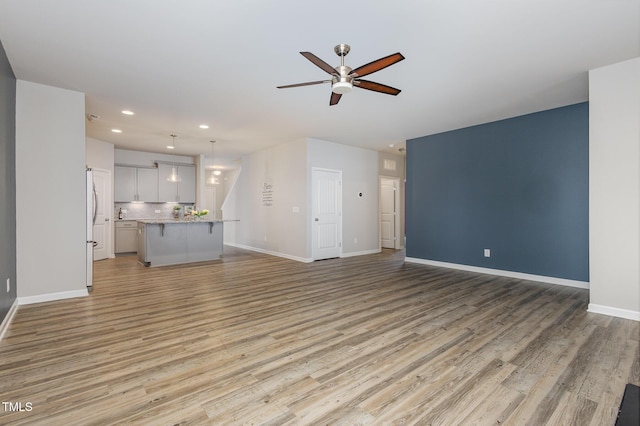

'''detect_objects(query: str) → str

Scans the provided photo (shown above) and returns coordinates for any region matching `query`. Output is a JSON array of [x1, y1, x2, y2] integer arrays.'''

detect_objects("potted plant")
[[172, 205, 182, 219]]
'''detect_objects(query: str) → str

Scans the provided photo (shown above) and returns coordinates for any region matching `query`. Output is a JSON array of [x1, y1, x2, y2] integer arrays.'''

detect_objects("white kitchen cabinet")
[[136, 167, 158, 201], [157, 164, 196, 203], [114, 166, 136, 202], [114, 166, 158, 202]]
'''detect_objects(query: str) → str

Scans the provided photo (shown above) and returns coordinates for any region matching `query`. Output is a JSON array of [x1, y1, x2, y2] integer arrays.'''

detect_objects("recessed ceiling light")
[[199, 124, 209, 129], [166, 145, 175, 150], [111, 129, 122, 133], [121, 110, 134, 115]]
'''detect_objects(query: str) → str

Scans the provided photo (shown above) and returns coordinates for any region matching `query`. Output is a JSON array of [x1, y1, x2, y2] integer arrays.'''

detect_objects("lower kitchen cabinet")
[[115, 220, 138, 253]]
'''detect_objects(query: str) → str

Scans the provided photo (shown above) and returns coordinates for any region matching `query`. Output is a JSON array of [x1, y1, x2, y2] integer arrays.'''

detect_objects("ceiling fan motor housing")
[[332, 65, 353, 94]]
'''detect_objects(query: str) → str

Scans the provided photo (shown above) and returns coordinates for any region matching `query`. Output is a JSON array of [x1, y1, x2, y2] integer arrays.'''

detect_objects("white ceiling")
[[0, 0, 638, 163]]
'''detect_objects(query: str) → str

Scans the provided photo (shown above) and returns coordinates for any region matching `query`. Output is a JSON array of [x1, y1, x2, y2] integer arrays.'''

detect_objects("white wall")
[[224, 138, 309, 261], [114, 148, 194, 167], [225, 137, 381, 261], [308, 138, 379, 256], [86, 137, 114, 172], [87, 137, 115, 257], [588, 57, 640, 321], [16, 80, 87, 300]]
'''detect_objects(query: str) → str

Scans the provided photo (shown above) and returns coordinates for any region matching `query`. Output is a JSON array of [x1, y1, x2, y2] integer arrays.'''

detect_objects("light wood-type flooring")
[[0, 247, 638, 425]]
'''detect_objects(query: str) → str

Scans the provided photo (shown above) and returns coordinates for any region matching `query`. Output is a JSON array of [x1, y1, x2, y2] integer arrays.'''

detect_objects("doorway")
[[312, 168, 342, 260], [380, 176, 401, 249]]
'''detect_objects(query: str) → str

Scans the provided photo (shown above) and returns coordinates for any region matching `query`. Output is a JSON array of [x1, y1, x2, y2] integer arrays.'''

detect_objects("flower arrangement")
[[193, 209, 209, 218]]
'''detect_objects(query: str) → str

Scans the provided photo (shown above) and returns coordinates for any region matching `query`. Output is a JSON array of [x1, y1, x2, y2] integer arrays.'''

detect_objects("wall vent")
[[383, 159, 397, 171]]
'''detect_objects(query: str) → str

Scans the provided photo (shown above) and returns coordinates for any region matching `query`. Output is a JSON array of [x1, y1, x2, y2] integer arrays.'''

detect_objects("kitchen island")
[[137, 219, 223, 267]]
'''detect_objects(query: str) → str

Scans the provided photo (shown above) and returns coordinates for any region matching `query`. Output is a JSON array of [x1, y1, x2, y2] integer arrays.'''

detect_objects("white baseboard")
[[588, 304, 640, 322], [341, 248, 381, 258], [404, 257, 590, 289], [224, 242, 314, 263], [225, 243, 382, 262], [0, 299, 19, 342], [18, 289, 89, 306]]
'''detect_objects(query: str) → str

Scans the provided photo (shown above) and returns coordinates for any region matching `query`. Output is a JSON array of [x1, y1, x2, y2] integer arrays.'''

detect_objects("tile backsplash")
[[115, 203, 194, 220]]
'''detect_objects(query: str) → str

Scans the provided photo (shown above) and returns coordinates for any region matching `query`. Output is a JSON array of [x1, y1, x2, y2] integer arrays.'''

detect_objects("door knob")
[[314, 218, 319, 222], [105, 218, 110, 221]]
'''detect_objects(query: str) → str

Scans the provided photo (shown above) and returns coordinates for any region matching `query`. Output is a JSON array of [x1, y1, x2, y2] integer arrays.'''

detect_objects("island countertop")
[[136, 218, 224, 224]]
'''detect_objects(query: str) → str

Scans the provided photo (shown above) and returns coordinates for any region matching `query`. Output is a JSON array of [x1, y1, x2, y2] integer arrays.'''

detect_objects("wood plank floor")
[[0, 247, 638, 425]]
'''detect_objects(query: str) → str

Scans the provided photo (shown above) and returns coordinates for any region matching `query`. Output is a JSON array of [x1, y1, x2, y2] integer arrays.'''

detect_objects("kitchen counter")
[[137, 220, 224, 267], [136, 218, 223, 224]]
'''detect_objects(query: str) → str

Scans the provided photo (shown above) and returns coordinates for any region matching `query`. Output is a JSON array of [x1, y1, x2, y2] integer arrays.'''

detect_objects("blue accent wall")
[[406, 103, 589, 281]]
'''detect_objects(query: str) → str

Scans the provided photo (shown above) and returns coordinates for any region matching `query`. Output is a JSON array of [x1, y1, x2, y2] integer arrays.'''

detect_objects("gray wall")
[[589, 58, 640, 317], [16, 81, 87, 299], [0, 39, 17, 322], [406, 103, 589, 281]]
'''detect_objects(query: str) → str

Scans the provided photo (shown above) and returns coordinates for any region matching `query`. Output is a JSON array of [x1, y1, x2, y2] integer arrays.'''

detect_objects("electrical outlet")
[[484, 248, 491, 258], [154, 209, 161, 214], [354, 237, 358, 244], [6, 278, 10, 293]]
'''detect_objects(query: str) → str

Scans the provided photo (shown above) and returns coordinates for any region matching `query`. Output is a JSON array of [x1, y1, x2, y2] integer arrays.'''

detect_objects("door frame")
[[379, 175, 401, 250], [311, 167, 343, 261]]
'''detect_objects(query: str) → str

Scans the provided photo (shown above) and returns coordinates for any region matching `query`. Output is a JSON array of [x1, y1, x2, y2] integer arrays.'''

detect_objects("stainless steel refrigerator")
[[86, 168, 97, 289]]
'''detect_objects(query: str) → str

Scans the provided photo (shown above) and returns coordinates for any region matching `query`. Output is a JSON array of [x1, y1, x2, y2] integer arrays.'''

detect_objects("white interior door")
[[312, 168, 342, 260], [380, 177, 399, 249], [92, 169, 111, 261]]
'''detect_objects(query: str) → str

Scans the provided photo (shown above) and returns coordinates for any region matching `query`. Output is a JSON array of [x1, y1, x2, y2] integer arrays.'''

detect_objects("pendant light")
[[167, 134, 182, 182], [208, 140, 220, 185]]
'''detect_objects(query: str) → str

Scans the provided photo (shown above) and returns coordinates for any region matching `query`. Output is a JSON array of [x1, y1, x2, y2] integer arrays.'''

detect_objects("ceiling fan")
[[277, 44, 405, 106]]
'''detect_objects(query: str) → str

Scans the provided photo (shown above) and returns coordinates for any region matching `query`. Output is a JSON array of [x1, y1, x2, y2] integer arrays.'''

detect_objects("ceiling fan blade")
[[350, 52, 405, 78], [277, 80, 329, 89], [354, 79, 402, 95], [300, 52, 337, 75], [330, 92, 342, 106]]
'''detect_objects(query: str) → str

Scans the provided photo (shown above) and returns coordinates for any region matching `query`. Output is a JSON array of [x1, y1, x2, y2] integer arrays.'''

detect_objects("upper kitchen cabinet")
[[115, 166, 159, 202], [157, 164, 196, 203]]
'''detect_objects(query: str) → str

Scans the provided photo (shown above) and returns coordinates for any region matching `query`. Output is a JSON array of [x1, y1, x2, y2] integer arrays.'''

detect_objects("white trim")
[[224, 242, 313, 263], [588, 304, 640, 322], [341, 249, 381, 258], [0, 299, 19, 342], [18, 289, 89, 306], [404, 257, 589, 289]]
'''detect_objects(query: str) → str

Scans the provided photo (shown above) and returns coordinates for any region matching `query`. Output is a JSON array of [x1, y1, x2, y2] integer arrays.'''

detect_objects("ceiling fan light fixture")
[[279, 44, 404, 105], [331, 81, 352, 94]]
